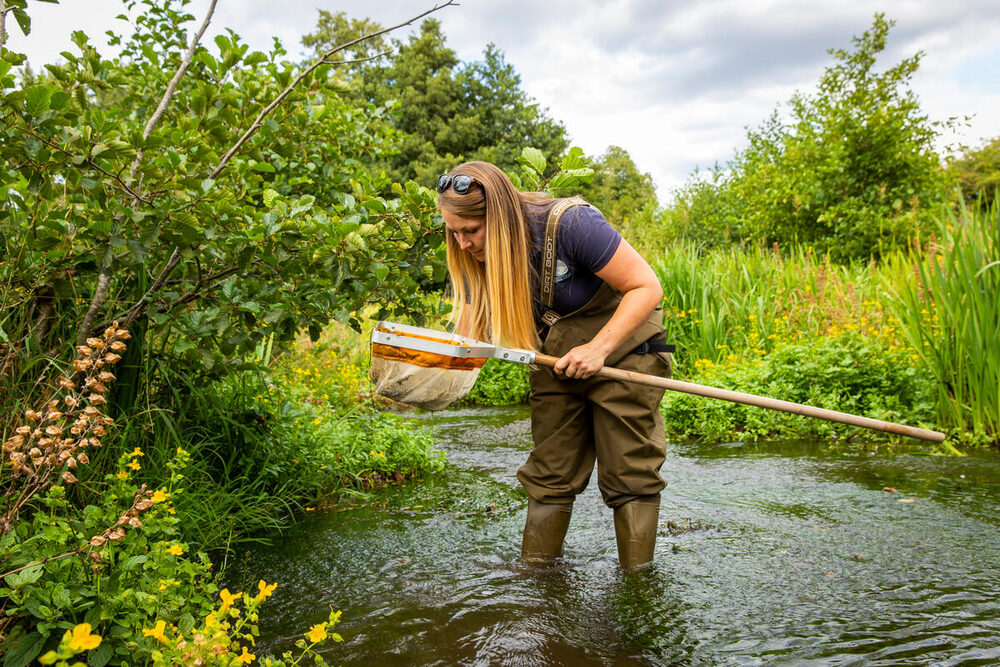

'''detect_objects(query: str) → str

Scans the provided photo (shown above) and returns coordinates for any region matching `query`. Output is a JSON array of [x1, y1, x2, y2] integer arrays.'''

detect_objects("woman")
[[436, 161, 671, 571]]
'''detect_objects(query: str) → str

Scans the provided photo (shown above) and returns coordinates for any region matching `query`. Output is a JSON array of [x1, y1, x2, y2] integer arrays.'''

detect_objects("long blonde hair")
[[437, 162, 555, 350]]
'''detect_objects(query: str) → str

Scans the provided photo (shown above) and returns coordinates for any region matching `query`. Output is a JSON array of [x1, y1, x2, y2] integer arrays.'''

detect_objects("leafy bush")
[[661, 333, 936, 442], [465, 359, 530, 406], [661, 15, 953, 260], [947, 135, 1000, 210]]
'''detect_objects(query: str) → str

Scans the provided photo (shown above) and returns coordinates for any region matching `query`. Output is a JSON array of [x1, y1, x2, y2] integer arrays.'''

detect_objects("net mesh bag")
[[369, 326, 486, 411]]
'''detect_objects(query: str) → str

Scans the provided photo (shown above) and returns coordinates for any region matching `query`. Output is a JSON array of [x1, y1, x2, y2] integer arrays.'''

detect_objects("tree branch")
[[77, 271, 110, 345], [129, 0, 218, 182], [209, 0, 457, 179], [78, 1, 218, 342], [322, 51, 392, 66], [122, 247, 182, 329], [0, 1, 7, 48], [112, 2, 456, 329]]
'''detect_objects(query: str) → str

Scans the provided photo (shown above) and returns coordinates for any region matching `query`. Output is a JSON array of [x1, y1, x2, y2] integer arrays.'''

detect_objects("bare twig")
[[209, 0, 457, 179], [0, 1, 8, 48], [122, 247, 182, 328], [322, 51, 392, 66], [129, 0, 218, 182]]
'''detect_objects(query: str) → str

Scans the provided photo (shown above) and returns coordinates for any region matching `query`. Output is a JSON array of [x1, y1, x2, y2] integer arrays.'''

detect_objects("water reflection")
[[228, 406, 1000, 665]]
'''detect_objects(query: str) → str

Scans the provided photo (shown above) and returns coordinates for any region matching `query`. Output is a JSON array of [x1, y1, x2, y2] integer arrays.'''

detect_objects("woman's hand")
[[553, 343, 607, 379]]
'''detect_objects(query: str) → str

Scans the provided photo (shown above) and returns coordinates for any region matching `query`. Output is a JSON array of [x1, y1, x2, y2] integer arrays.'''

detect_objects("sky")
[[8, 0, 1000, 200]]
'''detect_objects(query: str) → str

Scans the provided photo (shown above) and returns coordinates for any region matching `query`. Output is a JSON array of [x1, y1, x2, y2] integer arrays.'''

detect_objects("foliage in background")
[[465, 359, 530, 406], [653, 241, 903, 368], [579, 145, 659, 231], [660, 332, 936, 442], [0, 0, 447, 425], [947, 135, 1000, 210], [302, 14, 568, 185], [663, 15, 953, 261], [886, 201, 999, 444], [653, 200, 997, 445]]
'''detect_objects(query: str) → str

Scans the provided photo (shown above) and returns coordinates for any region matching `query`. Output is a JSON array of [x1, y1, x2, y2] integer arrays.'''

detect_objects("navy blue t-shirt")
[[525, 200, 621, 319]]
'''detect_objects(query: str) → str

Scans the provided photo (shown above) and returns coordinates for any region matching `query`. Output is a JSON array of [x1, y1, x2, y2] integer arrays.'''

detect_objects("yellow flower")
[[130, 447, 144, 457], [166, 544, 184, 556], [142, 620, 168, 643], [151, 490, 170, 503], [205, 613, 217, 629], [234, 646, 256, 664], [305, 623, 328, 643], [256, 580, 277, 601], [116, 471, 129, 479], [127, 460, 141, 471], [65, 623, 102, 651], [167, 507, 176, 515], [219, 588, 239, 614]]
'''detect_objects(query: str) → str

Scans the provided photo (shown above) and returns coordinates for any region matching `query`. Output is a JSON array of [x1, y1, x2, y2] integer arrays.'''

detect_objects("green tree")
[[302, 16, 568, 185], [0, 0, 446, 407], [300, 9, 388, 70], [667, 14, 953, 260], [948, 135, 1000, 209], [580, 145, 658, 224]]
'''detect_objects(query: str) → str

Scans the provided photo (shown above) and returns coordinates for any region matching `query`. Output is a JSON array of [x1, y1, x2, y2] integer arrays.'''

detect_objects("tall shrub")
[[664, 15, 953, 260], [0, 0, 446, 419]]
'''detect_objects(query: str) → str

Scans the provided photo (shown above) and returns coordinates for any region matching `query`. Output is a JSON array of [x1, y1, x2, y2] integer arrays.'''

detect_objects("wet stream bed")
[[227, 406, 1000, 665]]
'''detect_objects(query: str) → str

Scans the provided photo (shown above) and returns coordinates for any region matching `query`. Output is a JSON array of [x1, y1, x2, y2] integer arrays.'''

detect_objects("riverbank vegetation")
[[1, 1, 998, 664]]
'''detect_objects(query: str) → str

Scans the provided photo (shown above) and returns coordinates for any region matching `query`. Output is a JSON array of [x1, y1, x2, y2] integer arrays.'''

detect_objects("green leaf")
[[88, 641, 113, 667], [12, 8, 30, 36], [178, 613, 196, 635], [127, 238, 148, 263], [263, 189, 279, 208], [251, 161, 276, 173], [560, 146, 587, 170], [122, 554, 147, 570], [518, 147, 546, 175], [2, 630, 44, 667], [24, 86, 53, 117]]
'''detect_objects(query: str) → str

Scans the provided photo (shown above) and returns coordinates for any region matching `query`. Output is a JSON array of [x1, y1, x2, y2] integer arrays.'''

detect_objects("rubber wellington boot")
[[520, 498, 573, 563], [613, 500, 660, 572]]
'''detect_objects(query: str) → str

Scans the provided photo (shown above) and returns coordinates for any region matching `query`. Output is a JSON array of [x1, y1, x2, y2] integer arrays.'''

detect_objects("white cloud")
[[7, 0, 1000, 200]]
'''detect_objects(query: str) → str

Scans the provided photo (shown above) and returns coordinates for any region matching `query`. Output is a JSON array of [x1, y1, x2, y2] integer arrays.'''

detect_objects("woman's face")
[[442, 209, 486, 263]]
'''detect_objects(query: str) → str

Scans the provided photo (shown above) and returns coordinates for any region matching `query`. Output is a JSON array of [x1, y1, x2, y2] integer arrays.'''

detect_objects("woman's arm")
[[552, 239, 663, 379]]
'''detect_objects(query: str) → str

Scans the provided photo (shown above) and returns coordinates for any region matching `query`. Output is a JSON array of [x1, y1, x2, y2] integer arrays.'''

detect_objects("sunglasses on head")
[[436, 173, 478, 194]]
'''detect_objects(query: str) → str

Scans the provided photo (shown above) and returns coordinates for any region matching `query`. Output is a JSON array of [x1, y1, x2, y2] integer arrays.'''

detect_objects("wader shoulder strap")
[[540, 196, 588, 313]]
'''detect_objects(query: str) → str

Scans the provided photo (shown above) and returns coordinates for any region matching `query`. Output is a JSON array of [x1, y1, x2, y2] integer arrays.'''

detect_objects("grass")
[[651, 202, 998, 445], [885, 201, 999, 443]]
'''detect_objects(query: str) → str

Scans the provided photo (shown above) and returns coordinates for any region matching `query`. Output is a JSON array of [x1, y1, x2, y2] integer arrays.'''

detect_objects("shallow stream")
[[228, 406, 1000, 665]]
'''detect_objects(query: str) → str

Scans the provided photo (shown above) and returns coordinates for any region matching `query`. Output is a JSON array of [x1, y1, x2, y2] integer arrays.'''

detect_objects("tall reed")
[[886, 202, 999, 442], [652, 243, 906, 369]]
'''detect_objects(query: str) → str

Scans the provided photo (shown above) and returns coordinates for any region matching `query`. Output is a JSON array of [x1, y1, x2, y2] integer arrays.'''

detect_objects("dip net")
[[369, 325, 486, 410]]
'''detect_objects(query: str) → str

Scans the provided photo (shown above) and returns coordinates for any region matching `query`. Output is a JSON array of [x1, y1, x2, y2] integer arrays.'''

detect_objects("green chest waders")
[[518, 200, 672, 571]]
